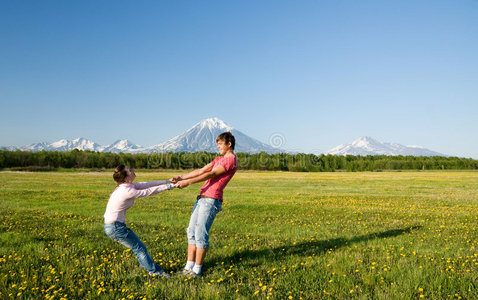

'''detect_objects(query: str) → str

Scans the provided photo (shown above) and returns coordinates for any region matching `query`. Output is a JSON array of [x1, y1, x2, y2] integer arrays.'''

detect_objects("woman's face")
[[125, 167, 136, 183]]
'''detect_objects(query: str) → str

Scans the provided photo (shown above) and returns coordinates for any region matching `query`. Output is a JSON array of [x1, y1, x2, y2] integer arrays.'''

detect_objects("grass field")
[[1, 170, 478, 299]]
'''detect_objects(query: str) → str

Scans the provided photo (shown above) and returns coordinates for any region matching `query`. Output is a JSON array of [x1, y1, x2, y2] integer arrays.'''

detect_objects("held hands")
[[175, 180, 190, 189], [165, 180, 175, 190], [169, 175, 190, 189], [169, 176, 182, 184]]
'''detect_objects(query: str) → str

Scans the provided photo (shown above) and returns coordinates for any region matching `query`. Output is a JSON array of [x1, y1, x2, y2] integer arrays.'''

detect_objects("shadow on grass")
[[207, 226, 422, 268]]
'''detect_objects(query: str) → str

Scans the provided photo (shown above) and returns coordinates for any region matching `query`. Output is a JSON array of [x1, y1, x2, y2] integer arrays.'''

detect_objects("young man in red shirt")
[[172, 132, 237, 277]]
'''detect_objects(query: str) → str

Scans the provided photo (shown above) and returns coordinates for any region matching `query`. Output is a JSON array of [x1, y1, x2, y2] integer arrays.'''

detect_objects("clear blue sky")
[[1, 0, 477, 158]]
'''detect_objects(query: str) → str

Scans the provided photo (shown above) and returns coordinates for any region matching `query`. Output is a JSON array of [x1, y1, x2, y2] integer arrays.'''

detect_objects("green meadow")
[[1, 170, 477, 299]]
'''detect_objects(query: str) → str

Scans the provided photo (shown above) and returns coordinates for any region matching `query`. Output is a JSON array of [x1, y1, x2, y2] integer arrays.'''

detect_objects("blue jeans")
[[104, 222, 163, 273], [187, 197, 222, 249]]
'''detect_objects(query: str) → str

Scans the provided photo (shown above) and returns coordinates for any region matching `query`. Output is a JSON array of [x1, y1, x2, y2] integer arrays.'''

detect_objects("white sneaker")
[[149, 271, 170, 278], [185, 269, 201, 278], [178, 267, 193, 276]]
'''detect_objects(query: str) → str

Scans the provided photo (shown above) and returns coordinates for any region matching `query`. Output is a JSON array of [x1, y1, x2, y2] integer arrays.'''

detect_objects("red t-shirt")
[[200, 154, 237, 201]]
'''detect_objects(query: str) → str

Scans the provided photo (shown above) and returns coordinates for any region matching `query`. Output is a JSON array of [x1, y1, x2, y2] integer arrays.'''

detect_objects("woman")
[[104, 165, 174, 277]]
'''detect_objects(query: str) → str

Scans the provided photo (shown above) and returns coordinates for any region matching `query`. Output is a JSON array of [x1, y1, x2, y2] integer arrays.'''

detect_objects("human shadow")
[[207, 226, 422, 268]]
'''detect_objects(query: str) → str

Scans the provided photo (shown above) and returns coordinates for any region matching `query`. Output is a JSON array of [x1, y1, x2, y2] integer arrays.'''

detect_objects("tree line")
[[0, 149, 477, 172]]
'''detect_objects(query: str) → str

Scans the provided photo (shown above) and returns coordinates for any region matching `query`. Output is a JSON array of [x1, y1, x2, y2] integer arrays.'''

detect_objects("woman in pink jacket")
[[104, 165, 174, 277]]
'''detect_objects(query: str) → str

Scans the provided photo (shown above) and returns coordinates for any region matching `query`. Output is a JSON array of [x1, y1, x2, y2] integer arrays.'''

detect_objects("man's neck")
[[223, 151, 234, 157]]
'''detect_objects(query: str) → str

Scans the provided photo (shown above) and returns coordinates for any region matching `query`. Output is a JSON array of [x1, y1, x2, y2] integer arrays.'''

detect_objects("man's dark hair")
[[216, 132, 235, 150]]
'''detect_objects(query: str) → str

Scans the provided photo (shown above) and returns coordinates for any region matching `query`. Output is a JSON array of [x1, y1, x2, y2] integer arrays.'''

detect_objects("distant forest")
[[1, 149, 477, 172]]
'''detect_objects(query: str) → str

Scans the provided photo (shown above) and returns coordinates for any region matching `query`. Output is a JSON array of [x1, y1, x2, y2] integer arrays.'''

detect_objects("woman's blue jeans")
[[187, 197, 222, 249], [104, 222, 162, 273]]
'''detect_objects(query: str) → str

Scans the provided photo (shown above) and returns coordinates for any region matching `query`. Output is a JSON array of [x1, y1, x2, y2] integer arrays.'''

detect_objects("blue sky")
[[1, 0, 477, 158]]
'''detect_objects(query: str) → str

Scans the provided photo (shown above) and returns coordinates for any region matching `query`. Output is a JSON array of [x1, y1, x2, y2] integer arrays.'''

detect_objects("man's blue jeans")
[[104, 222, 162, 273], [187, 197, 222, 249]]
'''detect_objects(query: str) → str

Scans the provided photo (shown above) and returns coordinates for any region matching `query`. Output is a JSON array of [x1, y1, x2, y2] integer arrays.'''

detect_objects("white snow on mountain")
[[3, 146, 18, 151], [5, 123, 446, 156], [57, 138, 101, 151], [99, 139, 144, 153], [326, 136, 446, 156], [17, 138, 101, 152], [21, 142, 50, 151], [6, 118, 284, 154], [148, 117, 282, 153]]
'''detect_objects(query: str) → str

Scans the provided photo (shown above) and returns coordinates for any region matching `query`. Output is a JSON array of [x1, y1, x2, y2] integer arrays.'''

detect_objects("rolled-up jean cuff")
[[187, 238, 209, 249], [195, 243, 208, 249]]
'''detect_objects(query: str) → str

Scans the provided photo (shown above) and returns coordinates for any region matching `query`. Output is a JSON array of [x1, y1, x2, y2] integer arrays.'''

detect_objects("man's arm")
[[170, 162, 213, 183], [175, 165, 225, 189]]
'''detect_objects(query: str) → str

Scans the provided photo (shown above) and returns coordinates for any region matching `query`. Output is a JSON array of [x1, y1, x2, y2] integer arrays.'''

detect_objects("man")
[[171, 132, 237, 277]]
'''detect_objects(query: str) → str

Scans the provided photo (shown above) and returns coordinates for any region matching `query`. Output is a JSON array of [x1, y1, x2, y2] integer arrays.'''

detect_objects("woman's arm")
[[133, 180, 170, 190], [129, 182, 175, 198]]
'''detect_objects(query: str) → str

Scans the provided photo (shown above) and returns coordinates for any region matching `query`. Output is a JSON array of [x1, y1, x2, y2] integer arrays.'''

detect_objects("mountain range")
[[2, 118, 446, 156], [6, 118, 282, 154], [325, 136, 446, 156]]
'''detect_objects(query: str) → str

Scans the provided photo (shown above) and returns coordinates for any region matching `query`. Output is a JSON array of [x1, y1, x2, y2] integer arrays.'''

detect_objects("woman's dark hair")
[[216, 131, 235, 150], [113, 165, 128, 184]]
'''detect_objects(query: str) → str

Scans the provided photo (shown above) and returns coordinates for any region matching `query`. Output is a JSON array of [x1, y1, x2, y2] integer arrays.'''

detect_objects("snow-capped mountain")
[[52, 138, 101, 151], [148, 118, 234, 152], [21, 138, 102, 152], [3, 146, 18, 151], [6, 118, 284, 154], [21, 142, 50, 152], [98, 139, 144, 153], [326, 136, 446, 156], [149, 117, 282, 153]]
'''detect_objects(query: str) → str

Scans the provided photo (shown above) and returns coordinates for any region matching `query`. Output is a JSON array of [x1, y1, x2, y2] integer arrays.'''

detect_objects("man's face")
[[217, 140, 231, 155]]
